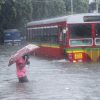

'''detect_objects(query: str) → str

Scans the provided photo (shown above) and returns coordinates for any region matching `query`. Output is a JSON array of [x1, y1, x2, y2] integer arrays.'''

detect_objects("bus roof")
[[27, 13, 100, 27]]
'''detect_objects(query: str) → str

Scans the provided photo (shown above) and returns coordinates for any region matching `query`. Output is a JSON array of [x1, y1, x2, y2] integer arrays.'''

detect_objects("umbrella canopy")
[[8, 44, 39, 66]]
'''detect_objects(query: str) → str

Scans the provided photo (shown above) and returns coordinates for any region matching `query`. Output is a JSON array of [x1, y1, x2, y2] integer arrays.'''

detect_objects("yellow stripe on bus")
[[39, 44, 60, 48], [66, 50, 84, 53]]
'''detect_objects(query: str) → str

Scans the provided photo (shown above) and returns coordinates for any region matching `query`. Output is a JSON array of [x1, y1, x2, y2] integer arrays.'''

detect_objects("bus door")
[[59, 27, 68, 57], [94, 23, 100, 62]]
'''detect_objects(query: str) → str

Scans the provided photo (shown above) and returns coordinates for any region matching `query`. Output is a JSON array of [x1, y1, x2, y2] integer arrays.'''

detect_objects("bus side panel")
[[32, 46, 64, 59], [85, 48, 100, 62]]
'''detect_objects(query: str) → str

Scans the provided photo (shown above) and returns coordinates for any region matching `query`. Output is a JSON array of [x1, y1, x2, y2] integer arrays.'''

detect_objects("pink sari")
[[16, 57, 26, 78]]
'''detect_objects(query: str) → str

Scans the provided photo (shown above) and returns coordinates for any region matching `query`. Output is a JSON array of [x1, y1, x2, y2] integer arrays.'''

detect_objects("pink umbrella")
[[8, 44, 39, 66]]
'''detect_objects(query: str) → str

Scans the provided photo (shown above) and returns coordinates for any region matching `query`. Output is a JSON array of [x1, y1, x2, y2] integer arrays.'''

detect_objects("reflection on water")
[[0, 45, 100, 100]]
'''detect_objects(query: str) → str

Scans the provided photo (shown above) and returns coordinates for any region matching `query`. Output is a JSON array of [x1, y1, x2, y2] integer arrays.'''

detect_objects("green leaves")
[[64, 0, 88, 14], [0, 0, 100, 35], [32, 0, 66, 20]]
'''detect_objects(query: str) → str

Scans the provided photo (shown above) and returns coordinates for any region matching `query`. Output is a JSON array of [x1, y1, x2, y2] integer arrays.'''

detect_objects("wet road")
[[0, 45, 100, 100]]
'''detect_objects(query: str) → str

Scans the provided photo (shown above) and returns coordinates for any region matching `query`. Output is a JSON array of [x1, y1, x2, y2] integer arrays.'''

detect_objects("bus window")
[[95, 24, 100, 45], [70, 24, 91, 38], [69, 24, 92, 46], [95, 24, 100, 37], [50, 27, 58, 44]]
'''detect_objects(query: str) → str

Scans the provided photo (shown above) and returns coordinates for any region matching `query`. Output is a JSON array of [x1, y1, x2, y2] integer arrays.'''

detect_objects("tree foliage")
[[0, 0, 100, 43], [32, 0, 66, 20], [64, 0, 88, 14]]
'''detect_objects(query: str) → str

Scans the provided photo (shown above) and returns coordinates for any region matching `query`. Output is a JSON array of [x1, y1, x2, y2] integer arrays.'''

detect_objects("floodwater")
[[0, 45, 100, 100]]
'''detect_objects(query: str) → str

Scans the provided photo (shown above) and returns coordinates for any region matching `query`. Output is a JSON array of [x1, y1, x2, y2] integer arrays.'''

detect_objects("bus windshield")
[[69, 24, 92, 46]]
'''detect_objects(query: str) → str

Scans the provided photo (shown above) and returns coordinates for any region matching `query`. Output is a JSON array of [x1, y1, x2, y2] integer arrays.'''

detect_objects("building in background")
[[88, 0, 98, 13]]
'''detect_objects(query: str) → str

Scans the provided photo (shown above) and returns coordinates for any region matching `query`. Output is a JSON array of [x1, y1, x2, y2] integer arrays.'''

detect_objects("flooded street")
[[0, 45, 100, 100]]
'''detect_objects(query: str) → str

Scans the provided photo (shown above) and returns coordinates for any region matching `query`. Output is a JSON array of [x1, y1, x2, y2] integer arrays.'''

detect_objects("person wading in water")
[[15, 54, 30, 83]]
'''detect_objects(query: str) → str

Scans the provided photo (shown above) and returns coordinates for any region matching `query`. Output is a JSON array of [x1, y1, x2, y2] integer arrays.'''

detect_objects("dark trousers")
[[18, 76, 29, 83]]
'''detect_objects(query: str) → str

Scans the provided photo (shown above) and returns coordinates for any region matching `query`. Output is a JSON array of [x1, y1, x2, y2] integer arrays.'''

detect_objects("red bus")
[[26, 13, 100, 62]]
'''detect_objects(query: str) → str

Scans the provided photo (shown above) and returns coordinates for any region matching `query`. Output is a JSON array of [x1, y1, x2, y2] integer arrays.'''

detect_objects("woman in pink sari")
[[16, 54, 30, 83]]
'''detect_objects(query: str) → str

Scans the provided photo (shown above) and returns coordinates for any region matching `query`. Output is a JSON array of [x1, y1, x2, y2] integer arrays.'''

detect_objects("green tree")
[[0, 0, 100, 43], [32, 0, 66, 20], [64, 0, 88, 14], [74, 0, 88, 13], [0, 0, 6, 10], [0, 0, 33, 43]]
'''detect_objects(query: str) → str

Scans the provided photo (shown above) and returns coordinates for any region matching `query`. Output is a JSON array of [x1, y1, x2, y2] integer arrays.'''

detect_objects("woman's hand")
[[26, 61, 30, 65]]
